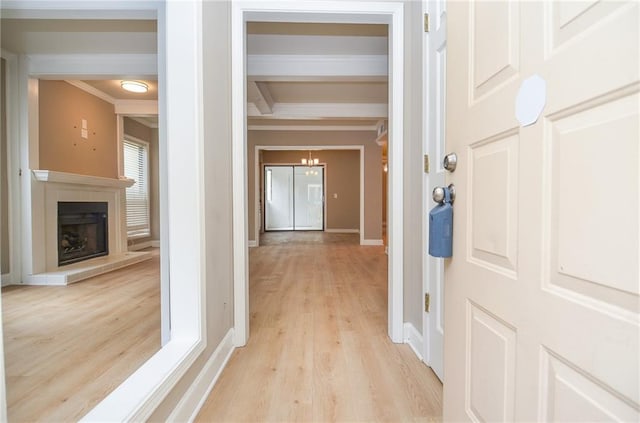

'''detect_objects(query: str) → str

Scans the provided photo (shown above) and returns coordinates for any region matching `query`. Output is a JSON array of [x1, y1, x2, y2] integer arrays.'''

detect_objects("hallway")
[[196, 232, 442, 421]]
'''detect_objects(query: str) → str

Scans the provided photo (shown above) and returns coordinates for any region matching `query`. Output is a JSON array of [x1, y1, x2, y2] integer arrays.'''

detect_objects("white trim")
[[32, 170, 134, 188], [233, 1, 404, 347], [403, 322, 424, 361], [232, 1, 250, 346], [248, 102, 387, 119], [129, 241, 151, 251], [0, 1, 159, 20], [247, 81, 274, 114], [421, 0, 431, 372], [115, 100, 158, 115], [361, 239, 384, 246], [82, 1, 206, 420], [28, 54, 158, 79], [387, 0, 405, 344], [1, 274, 11, 287], [129, 116, 159, 129], [1, 49, 22, 286], [254, 145, 364, 247], [167, 329, 235, 423], [65, 79, 117, 103], [248, 240, 258, 248], [248, 124, 377, 131], [248, 54, 387, 78], [128, 240, 160, 251], [324, 228, 359, 233]]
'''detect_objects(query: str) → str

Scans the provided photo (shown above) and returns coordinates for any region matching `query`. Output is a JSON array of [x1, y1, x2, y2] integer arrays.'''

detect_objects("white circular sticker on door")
[[515, 74, 546, 127]]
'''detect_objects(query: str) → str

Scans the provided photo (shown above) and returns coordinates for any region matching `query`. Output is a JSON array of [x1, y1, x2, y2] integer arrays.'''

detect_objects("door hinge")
[[425, 293, 431, 312], [424, 154, 430, 173], [424, 13, 430, 33]]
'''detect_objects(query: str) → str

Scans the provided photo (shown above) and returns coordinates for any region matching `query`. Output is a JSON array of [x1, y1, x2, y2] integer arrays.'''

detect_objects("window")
[[123, 138, 150, 238]]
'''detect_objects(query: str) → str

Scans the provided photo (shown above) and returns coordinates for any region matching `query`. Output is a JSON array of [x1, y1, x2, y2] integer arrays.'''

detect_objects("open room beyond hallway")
[[196, 232, 442, 421], [1, 249, 161, 422]]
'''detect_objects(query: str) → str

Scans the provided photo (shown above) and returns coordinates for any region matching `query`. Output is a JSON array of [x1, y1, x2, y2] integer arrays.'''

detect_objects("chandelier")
[[301, 150, 319, 167], [302, 151, 320, 176]]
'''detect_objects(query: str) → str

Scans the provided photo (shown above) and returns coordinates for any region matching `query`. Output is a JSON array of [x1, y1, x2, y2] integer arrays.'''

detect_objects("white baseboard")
[[129, 239, 160, 251], [361, 239, 383, 246], [167, 329, 235, 422], [248, 240, 258, 248], [1, 273, 12, 287], [403, 322, 424, 361], [324, 228, 359, 234]]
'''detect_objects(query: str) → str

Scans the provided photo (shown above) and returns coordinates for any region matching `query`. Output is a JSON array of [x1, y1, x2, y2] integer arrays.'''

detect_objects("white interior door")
[[264, 166, 293, 231], [444, 1, 639, 421], [293, 166, 323, 230], [423, 0, 446, 383]]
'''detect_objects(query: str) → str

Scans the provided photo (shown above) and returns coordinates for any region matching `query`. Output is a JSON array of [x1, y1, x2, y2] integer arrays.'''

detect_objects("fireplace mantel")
[[23, 169, 144, 285], [32, 170, 135, 189]]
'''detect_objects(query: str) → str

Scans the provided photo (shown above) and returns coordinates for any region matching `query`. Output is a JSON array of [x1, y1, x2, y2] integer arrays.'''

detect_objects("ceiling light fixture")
[[301, 151, 319, 167], [121, 80, 148, 93]]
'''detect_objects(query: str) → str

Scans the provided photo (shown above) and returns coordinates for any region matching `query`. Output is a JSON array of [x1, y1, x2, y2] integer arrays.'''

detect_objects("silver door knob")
[[443, 153, 457, 172], [432, 184, 456, 204]]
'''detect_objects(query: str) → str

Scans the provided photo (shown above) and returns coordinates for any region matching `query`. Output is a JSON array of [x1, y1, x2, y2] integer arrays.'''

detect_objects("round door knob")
[[432, 184, 456, 204], [432, 186, 445, 203], [443, 153, 457, 172]]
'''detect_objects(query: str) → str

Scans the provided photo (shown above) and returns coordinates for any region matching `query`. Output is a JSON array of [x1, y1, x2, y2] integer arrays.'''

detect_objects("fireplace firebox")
[[58, 202, 108, 266]]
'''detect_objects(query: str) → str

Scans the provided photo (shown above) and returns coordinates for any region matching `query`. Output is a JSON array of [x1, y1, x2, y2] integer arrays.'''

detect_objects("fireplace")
[[58, 202, 109, 266]]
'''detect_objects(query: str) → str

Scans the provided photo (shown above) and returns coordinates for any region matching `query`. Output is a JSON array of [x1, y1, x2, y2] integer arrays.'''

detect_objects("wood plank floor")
[[1, 249, 161, 422], [196, 232, 443, 422]]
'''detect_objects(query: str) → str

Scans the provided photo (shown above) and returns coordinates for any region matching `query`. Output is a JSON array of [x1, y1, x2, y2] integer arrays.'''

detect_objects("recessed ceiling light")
[[121, 80, 148, 93]]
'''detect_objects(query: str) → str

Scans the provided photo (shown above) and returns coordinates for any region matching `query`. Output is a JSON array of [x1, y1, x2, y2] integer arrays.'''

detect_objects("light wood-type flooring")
[[2, 249, 161, 422], [197, 232, 443, 422]]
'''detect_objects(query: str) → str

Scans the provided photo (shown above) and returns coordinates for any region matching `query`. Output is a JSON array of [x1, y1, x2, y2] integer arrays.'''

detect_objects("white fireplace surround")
[[26, 170, 151, 285]]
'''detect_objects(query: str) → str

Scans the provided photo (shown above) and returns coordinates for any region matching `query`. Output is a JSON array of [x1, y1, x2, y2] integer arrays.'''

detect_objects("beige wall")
[[123, 117, 160, 243], [149, 0, 234, 418], [1, 58, 9, 274], [261, 150, 360, 231], [39, 80, 117, 179], [249, 131, 382, 241]]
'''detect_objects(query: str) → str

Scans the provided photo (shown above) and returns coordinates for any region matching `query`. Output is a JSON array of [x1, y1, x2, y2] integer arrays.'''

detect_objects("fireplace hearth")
[[58, 202, 108, 266]]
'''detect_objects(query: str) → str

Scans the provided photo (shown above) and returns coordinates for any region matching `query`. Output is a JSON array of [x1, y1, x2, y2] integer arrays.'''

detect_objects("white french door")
[[444, 1, 639, 421], [264, 165, 324, 232]]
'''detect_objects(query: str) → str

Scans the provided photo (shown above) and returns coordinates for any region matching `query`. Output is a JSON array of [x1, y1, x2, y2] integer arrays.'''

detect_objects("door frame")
[[421, 0, 447, 381], [232, 1, 405, 345], [255, 145, 364, 246]]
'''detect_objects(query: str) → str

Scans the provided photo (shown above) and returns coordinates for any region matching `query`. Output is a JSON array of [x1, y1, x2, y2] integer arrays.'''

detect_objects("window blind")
[[123, 139, 150, 238]]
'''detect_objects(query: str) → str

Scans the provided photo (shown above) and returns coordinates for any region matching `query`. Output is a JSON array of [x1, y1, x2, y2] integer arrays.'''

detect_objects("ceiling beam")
[[248, 124, 377, 131], [247, 54, 387, 79], [247, 81, 274, 114], [28, 53, 157, 78], [247, 102, 387, 120], [0, 1, 160, 19]]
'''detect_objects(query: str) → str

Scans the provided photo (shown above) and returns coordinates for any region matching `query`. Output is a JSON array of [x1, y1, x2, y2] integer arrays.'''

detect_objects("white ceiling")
[[246, 22, 388, 130], [0, 19, 156, 54], [0, 16, 388, 131], [82, 79, 158, 101]]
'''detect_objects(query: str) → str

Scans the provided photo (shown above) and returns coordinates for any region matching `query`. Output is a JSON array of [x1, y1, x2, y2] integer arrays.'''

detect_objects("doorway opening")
[[232, 2, 405, 346]]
